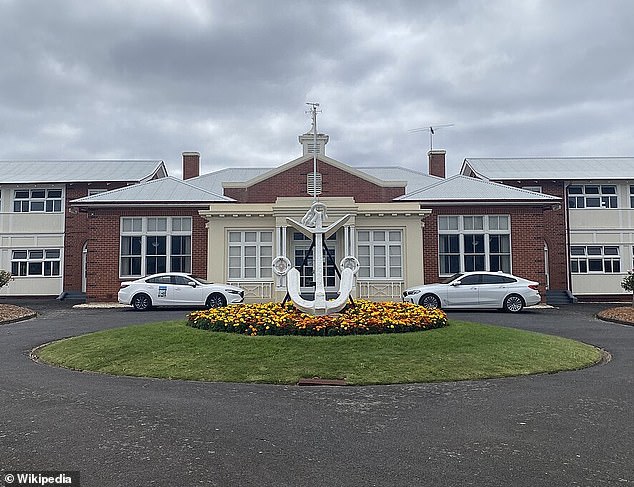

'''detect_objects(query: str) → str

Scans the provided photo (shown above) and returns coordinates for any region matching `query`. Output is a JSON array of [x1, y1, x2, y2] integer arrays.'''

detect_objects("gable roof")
[[219, 155, 408, 190], [397, 175, 560, 205], [187, 163, 437, 195], [0, 160, 166, 183], [461, 157, 634, 181], [72, 176, 233, 206]]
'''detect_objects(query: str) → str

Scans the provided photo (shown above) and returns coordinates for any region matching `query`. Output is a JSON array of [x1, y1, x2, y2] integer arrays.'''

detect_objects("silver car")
[[403, 271, 541, 313], [118, 273, 245, 311]]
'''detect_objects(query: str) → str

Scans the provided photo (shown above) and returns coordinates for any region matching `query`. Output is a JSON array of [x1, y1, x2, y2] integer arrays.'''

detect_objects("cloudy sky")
[[1, 0, 633, 177]]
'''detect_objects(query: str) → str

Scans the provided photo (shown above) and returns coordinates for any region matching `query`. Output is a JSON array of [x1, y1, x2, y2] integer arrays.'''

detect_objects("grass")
[[34, 320, 603, 385]]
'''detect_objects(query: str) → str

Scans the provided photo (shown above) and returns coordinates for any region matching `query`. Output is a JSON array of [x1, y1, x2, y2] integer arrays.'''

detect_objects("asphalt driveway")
[[0, 301, 632, 487]]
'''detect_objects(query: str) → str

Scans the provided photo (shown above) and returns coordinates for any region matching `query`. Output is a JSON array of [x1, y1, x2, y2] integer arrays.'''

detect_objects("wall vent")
[[307, 172, 322, 196]]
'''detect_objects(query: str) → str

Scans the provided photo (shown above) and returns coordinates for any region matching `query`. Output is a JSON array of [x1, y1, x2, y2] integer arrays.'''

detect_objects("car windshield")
[[441, 273, 464, 284]]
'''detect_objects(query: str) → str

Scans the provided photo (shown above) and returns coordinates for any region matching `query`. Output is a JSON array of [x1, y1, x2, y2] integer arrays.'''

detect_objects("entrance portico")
[[200, 196, 429, 303]]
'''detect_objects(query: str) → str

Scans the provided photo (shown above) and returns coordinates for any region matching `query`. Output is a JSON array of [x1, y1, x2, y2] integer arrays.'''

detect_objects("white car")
[[118, 273, 245, 311], [403, 271, 541, 313]]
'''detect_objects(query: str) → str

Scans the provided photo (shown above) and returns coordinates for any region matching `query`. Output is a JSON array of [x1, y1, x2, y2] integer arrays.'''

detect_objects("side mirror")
[[188, 281, 197, 288], [451, 281, 461, 287]]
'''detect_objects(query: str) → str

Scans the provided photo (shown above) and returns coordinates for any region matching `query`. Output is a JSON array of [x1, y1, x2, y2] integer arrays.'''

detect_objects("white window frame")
[[11, 249, 61, 277], [13, 188, 63, 213], [438, 215, 511, 276], [570, 245, 620, 273], [568, 184, 617, 209], [357, 229, 403, 280], [119, 217, 192, 277], [227, 230, 274, 281]]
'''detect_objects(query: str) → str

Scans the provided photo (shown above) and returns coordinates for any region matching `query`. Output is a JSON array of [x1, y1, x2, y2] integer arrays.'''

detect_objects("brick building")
[[73, 130, 560, 303], [462, 157, 634, 302], [0, 160, 166, 297]]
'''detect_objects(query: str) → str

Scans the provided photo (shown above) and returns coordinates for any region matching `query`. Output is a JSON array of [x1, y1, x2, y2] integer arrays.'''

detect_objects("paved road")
[[0, 301, 632, 487]]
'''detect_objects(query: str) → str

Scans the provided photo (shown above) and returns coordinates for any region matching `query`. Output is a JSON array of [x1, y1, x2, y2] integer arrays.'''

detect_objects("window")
[[522, 186, 542, 193], [438, 215, 511, 275], [630, 186, 634, 208], [357, 230, 403, 279], [13, 189, 63, 212], [119, 217, 192, 277], [87, 188, 107, 196], [570, 246, 620, 273], [292, 232, 337, 288], [568, 185, 617, 209], [227, 230, 273, 280], [11, 249, 61, 276]]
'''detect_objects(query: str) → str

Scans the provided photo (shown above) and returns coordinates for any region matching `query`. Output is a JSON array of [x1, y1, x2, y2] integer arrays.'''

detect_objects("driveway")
[[0, 301, 632, 487]]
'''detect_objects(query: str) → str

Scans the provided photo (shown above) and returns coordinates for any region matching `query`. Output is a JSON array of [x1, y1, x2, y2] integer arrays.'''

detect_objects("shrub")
[[0, 270, 11, 289], [621, 270, 634, 305], [187, 300, 448, 336]]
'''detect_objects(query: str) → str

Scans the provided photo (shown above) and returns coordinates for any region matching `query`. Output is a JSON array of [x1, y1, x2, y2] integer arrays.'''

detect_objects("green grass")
[[35, 320, 603, 385]]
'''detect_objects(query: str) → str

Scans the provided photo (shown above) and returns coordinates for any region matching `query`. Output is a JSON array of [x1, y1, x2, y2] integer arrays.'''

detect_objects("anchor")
[[272, 201, 359, 316]]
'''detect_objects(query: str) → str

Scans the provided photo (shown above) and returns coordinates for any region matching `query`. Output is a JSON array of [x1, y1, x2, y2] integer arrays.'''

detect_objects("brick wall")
[[85, 207, 208, 301], [502, 181, 568, 290], [63, 183, 128, 292], [224, 159, 405, 203], [422, 205, 549, 296]]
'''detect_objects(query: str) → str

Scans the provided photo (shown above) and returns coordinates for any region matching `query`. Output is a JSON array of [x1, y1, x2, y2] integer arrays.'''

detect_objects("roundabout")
[[0, 300, 632, 486]]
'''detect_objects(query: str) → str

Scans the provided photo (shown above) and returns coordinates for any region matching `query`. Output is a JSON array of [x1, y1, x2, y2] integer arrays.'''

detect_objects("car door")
[[145, 275, 174, 305], [478, 274, 515, 307], [445, 274, 481, 307], [170, 275, 205, 305]]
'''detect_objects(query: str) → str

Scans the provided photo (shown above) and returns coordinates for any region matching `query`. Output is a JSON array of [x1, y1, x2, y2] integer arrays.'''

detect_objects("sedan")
[[118, 273, 245, 311], [403, 271, 541, 313]]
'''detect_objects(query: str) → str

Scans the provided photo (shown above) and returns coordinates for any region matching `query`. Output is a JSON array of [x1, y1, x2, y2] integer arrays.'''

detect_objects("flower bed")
[[187, 300, 447, 336]]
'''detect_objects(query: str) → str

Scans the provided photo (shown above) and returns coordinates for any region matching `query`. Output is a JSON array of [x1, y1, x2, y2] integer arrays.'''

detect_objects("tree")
[[0, 270, 11, 289], [621, 270, 634, 306]]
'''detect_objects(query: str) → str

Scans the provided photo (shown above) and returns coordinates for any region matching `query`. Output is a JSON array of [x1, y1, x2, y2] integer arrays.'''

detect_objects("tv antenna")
[[409, 123, 454, 151]]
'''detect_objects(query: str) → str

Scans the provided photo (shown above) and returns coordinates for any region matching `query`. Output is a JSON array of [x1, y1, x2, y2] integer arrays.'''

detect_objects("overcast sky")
[[1, 0, 633, 177]]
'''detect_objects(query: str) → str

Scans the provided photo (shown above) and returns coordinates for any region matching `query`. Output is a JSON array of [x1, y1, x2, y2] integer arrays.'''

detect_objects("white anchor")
[[272, 201, 359, 316]]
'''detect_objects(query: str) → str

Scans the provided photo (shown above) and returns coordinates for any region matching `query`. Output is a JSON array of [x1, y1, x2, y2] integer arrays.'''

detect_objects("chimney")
[[428, 150, 446, 178], [182, 152, 200, 180]]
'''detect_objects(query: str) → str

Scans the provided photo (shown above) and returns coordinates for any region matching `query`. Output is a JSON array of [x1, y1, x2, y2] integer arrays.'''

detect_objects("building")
[[461, 157, 634, 302], [0, 160, 166, 297], [73, 131, 559, 303]]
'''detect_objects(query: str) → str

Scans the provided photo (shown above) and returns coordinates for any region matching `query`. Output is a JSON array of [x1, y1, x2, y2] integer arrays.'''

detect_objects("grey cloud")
[[0, 0, 633, 179]]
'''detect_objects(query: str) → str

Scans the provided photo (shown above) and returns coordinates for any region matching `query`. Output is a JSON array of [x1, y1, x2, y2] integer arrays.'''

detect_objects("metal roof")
[[72, 176, 233, 205], [187, 165, 437, 195], [397, 175, 559, 203], [188, 168, 270, 194], [0, 160, 166, 183], [462, 157, 634, 181]]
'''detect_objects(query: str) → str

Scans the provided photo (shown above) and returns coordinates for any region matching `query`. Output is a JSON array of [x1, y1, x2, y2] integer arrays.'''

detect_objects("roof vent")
[[299, 131, 329, 156]]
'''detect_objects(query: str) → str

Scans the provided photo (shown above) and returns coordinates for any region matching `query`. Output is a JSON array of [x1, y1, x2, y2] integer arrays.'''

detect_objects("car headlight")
[[226, 289, 241, 294], [403, 289, 421, 296]]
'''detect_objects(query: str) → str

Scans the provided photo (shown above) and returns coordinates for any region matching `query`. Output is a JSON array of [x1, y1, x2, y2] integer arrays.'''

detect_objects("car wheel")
[[132, 293, 152, 311], [503, 294, 524, 313], [419, 293, 441, 310], [206, 293, 227, 308]]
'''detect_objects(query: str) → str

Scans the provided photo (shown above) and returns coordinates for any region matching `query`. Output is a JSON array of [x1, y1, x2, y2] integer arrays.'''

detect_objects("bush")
[[187, 300, 448, 336], [621, 270, 634, 305], [0, 270, 11, 289]]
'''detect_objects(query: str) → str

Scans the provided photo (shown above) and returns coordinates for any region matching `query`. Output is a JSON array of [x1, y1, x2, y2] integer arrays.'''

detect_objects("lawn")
[[34, 320, 603, 385]]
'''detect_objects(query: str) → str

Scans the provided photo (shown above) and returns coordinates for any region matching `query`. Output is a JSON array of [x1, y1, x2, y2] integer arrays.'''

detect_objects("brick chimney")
[[182, 152, 200, 180], [428, 150, 446, 178]]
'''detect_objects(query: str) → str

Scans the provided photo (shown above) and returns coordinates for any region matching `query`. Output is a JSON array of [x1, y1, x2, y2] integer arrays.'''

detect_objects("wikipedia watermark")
[[2, 472, 79, 487]]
